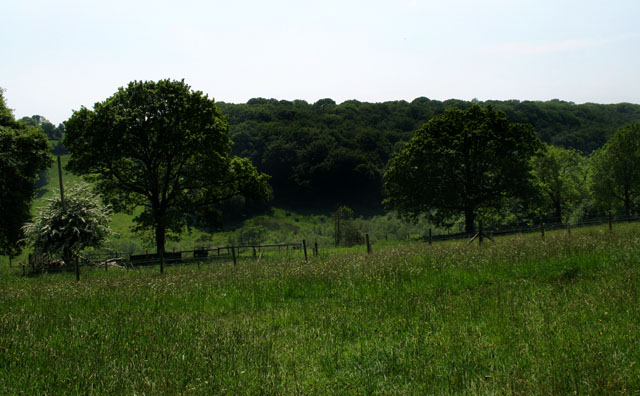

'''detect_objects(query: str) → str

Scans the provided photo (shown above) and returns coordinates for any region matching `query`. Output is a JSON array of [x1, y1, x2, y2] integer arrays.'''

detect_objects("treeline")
[[218, 98, 640, 211], [8, 81, 640, 259], [22, 96, 640, 216], [19, 115, 67, 155]]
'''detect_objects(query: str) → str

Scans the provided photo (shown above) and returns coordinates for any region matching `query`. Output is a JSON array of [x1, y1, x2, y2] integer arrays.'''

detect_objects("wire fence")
[[425, 214, 639, 243], [21, 214, 639, 277], [24, 242, 310, 275]]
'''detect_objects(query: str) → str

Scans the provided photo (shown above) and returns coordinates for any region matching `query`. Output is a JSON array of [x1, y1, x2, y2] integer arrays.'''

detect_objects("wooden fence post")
[[567, 223, 571, 236], [540, 221, 545, 240], [478, 221, 483, 245], [428, 228, 432, 245], [314, 240, 318, 257], [303, 240, 308, 262], [75, 256, 80, 281], [366, 234, 371, 254], [609, 211, 612, 232], [231, 246, 237, 266]]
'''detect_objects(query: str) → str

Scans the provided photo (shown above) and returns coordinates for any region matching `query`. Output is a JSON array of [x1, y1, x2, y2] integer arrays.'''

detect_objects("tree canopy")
[[19, 115, 65, 140], [383, 105, 542, 233], [23, 183, 112, 263], [589, 122, 640, 217], [217, 97, 640, 212], [64, 80, 270, 271], [530, 143, 588, 222], [0, 89, 52, 257]]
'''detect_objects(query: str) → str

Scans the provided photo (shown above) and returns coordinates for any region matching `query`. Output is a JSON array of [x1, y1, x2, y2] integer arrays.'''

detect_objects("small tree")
[[23, 183, 112, 265], [589, 122, 640, 218], [236, 225, 267, 245], [530, 143, 588, 222], [332, 205, 362, 246]]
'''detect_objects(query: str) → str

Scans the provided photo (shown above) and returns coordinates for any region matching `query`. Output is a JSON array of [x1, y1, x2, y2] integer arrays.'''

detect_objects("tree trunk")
[[63, 246, 72, 267], [554, 201, 562, 223], [464, 208, 475, 234], [625, 191, 631, 219], [156, 224, 166, 273]]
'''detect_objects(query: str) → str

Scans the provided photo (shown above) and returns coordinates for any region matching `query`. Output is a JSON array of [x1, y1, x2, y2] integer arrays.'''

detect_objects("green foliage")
[[233, 225, 268, 246], [63, 80, 271, 267], [22, 183, 112, 258], [489, 100, 640, 153], [530, 143, 589, 222], [19, 115, 65, 140], [331, 205, 362, 246], [589, 122, 640, 217], [384, 105, 542, 233], [218, 97, 640, 212], [0, 91, 14, 126], [0, 89, 52, 256], [219, 98, 414, 208]]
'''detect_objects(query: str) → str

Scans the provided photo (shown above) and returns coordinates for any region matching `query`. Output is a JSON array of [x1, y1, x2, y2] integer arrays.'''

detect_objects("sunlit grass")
[[1, 223, 640, 394]]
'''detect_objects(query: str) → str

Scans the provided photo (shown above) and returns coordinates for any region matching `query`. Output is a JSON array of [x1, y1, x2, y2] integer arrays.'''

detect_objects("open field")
[[1, 223, 640, 395]]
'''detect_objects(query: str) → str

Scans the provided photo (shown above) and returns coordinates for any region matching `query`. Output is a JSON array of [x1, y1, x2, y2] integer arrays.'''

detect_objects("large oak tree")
[[64, 80, 270, 272], [384, 105, 542, 233]]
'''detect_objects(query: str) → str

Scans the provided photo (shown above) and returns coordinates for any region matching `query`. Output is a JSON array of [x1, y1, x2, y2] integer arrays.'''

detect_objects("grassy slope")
[[1, 223, 639, 395]]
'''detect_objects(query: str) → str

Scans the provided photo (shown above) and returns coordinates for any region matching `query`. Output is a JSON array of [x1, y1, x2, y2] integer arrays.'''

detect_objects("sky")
[[1, 0, 639, 125]]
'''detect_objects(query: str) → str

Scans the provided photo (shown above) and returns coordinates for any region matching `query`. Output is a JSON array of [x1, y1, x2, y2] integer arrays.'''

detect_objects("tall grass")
[[1, 224, 639, 394]]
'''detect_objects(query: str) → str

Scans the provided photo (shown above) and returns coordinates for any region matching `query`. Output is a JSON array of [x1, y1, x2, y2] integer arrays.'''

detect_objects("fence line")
[[25, 241, 308, 275], [21, 214, 640, 276], [426, 214, 639, 243], [78, 242, 305, 268]]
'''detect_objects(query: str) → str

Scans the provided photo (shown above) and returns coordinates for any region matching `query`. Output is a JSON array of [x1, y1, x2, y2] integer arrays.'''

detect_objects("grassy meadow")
[[1, 223, 640, 395]]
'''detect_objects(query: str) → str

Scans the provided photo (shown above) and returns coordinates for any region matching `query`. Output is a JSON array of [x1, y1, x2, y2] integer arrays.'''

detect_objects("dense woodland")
[[8, 91, 640, 258], [217, 98, 640, 211]]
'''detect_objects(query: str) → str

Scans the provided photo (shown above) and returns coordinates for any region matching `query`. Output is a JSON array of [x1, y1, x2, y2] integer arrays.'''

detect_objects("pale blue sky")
[[1, 0, 639, 124]]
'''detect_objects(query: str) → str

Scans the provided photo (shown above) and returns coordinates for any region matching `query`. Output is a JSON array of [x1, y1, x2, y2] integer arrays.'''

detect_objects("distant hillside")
[[487, 99, 640, 153], [217, 98, 640, 210]]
